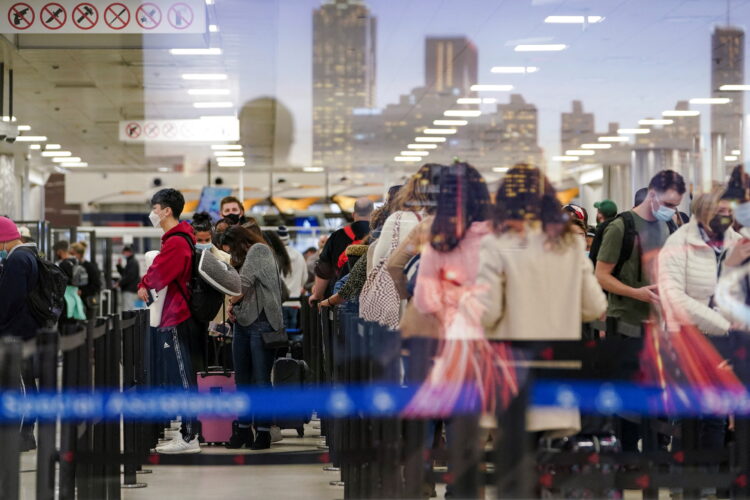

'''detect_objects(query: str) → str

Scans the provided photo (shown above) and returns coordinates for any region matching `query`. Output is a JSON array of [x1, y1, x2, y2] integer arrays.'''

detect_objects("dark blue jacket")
[[0, 243, 41, 339]]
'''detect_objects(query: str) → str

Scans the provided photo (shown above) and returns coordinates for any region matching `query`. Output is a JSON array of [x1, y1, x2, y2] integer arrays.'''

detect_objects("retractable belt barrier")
[[6, 307, 750, 499]]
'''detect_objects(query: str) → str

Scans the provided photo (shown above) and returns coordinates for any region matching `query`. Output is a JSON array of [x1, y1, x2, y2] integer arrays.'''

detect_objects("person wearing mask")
[[70, 241, 102, 320], [117, 245, 141, 311], [595, 170, 686, 453], [594, 199, 618, 226], [221, 225, 284, 450], [309, 198, 373, 304], [53, 240, 87, 326], [477, 164, 607, 437], [0, 217, 42, 451], [276, 226, 307, 330], [137, 188, 201, 454], [219, 196, 247, 226]]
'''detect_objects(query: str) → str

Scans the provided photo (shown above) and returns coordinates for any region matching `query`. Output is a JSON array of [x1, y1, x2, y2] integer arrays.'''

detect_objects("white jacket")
[[658, 220, 741, 336], [283, 244, 308, 307], [371, 211, 423, 265]]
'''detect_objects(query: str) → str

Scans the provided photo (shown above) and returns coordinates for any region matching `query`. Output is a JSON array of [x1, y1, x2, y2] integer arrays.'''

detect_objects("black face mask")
[[708, 214, 733, 239], [224, 213, 242, 225]]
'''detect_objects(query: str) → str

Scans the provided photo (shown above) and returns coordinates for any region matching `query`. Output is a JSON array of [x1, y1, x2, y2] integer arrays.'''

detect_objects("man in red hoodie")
[[137, 188, 201, 454]]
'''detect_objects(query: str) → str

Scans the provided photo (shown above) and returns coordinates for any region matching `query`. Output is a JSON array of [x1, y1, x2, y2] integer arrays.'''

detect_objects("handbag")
[[360, 212, 404, 329], [259, 260, 289, 350]]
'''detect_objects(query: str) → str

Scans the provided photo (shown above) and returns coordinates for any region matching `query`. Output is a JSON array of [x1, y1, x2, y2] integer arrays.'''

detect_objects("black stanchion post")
[[121, 311, 147, 490], [89, 317, 109, 500], [0, 337, 22, 500], [496, 373, 533, 499], [106, 315, 123, 500], [59, 324, 87, 500], [36, 329, 59, 500]]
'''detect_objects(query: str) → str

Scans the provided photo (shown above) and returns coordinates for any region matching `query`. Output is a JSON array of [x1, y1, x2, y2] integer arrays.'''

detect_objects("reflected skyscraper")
[[312, 0, 377, 171], [425, 37, 478, 96], [711, 26, 745, 168], [561, 100, 595, 154]]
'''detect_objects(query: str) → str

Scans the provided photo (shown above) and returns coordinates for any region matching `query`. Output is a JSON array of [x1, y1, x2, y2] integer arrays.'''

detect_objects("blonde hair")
[[691, 183, 726, 227], [392, 164, 438, 213], [70, 241, 87, 257]]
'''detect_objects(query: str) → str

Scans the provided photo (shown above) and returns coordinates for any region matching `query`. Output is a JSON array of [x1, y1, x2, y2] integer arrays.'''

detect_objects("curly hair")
[[392, 163, 441, 214]]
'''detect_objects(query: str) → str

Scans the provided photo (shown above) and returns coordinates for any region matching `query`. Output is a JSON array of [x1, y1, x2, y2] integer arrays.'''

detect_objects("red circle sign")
[[125, 122, 142, 139], [8, 3, 35, 30], [104, 3, 129, 30], [41, 3, 66, 30], [144, 122, 160, 139], [72, 2, 98, 30], [167, 2, 193, 30], [136, 3, 161, 30]]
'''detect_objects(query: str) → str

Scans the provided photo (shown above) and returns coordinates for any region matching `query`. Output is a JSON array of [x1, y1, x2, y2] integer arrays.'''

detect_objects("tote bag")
[[360, 213, 404, 329]]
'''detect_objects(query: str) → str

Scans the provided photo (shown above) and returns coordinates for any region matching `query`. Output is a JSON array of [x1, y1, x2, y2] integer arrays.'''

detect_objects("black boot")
[[251, 430, 272, 450], [226, 421, 253, 449]]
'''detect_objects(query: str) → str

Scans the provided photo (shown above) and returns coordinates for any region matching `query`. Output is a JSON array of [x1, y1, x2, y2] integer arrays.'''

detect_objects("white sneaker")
[[156, 429, 182, 447], [157, 436, 201, 454], [170, 419, 181, 430], [270, 426, 283, 443]]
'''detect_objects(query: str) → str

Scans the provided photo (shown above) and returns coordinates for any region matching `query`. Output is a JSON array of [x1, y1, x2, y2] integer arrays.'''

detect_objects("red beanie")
[[0, 216, 21, 242]]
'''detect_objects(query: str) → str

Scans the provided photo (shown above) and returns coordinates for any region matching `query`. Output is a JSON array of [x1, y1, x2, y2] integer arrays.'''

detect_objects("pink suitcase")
[[197, 370, 236, 445]]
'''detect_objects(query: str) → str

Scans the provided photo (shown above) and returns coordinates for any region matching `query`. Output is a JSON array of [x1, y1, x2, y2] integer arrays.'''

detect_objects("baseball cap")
[[594, 199, 618, 218]]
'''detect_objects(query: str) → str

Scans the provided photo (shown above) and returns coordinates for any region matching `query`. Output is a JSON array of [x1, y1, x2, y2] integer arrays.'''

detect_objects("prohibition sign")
[[125, 122, 141, 139], [167, 2, 193, 30], [104, 3, 129, 30], [162, 122, 177, 139], [144, 122, 160, 139], [72, 2, 98, 30], [8, 3, 34, 30], [41, 2, 66, 30], [136, 3, 161, 30]]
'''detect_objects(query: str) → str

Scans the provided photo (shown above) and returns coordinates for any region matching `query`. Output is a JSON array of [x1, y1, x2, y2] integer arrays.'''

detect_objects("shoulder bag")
[[360, 212, 404, 329]]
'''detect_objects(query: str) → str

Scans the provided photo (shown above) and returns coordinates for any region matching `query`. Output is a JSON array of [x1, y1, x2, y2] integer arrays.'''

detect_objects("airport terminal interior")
[[2, 0, 750, 498]]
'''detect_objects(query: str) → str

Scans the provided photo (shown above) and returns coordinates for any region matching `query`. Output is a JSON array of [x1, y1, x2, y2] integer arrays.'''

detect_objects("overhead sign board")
[[3, 0, 205, 34], [119, 117, 239, 143]]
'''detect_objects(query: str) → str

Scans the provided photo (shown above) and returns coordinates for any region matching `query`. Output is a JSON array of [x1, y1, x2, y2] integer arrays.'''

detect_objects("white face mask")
[[149, 210, 162, 228], [735, 202, 750, 227]]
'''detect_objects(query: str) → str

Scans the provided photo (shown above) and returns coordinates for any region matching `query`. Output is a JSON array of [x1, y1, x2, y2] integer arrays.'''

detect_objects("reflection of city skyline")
[[309, 0, 745, 177]]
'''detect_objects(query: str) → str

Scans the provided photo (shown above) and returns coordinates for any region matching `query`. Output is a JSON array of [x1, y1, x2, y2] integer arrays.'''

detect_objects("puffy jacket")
[[658, 220, 741, 335], [138, 221, 195, 328], [0, 243, 41, 339]]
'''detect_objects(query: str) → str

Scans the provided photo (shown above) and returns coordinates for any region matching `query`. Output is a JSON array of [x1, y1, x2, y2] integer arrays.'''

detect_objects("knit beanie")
[[0, 216, 21, 242]]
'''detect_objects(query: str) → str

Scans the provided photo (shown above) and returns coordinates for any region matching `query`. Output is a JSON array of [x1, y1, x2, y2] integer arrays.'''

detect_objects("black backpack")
[[165, 233, 224, 323], [20, 248, 68, 327]]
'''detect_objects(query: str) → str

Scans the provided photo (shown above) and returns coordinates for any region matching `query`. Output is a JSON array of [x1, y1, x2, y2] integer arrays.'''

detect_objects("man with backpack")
[[137, 188, 202, 454], [309, 197, 373, 304], [593, 170, 686, 452], [0, 216, 43, 450]]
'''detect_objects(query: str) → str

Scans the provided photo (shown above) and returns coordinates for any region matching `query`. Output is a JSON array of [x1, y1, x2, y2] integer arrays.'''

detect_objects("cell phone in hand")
[[145, 289, 156, 306]]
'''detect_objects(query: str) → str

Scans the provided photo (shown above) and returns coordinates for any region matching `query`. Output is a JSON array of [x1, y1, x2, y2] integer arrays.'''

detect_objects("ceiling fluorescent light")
[[581, 143, 612, 149], [218, 164, 245, 168], [515, 44, 567, 52], [689, 97, 731, 104], [732, 149, 742, 155], [725, 155, 739, 162], [16, 136, 47, 142], [598, 136, 629, 142], [618, 128, 650, 134], [29, 144, 41, 150], [400, 151, 429, 156], [217, 160, 245, 165], [580, 168, 604, 185], [415, 137, 446, 143], [491, 66, 538, 74], [408, 144, 438, 149], [188, 89, 230, 96], [211, 145, 242, 150], [209, 24, 219, 32], [553, 156, 580, 162], [53, 157, 81, 163], [544, 15, 604, 23], [639, 119, 674, 125], [444, 110, 482, 117], [61, 162, 88, 168], [170, 48, 222, 55], [566, 150, 595, 156], [433, 120, 467, 126], [493, 167, 509, 173], [214, 151, 244, 157], [719, 84, 750, 91], [194, 102, 233, 109], [303, 167, 324, 172], [470, 84, 513, 92], [182, 73, 228, 80], [17, 125, 30, 131], [45, 144, 61, 150], [457, 98, 481, 104], [662, 110, 700, 117], [423, 128, 457, 134], [41, 151, 71, 157], [394, 156, 421, 162]]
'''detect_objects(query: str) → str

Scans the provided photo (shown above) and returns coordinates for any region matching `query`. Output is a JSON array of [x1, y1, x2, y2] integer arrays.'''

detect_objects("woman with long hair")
[[221, 225, 284, 450]]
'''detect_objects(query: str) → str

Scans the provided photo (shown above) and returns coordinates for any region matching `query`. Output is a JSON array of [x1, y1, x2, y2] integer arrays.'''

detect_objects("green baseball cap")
[[594, 199, 618, 218]]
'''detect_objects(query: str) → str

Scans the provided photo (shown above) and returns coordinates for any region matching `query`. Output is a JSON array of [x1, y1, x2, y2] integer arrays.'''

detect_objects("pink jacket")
[[413, 221, 491, 327]]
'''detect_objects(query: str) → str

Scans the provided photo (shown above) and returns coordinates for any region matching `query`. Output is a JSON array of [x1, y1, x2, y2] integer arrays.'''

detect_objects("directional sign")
[[40, 2, 65, 29], [103, 2, 129, 30], [167, 2, 192, 30], [119, 118, 240, 143], [1, 0, 206, 33], [72, 2, 97, 29], [8, 3, 34, 30]]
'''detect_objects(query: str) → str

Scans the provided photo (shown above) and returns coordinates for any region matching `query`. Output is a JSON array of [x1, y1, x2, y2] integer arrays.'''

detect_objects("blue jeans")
[[282, 306, 299, 331], [233, 313, 275, 430]]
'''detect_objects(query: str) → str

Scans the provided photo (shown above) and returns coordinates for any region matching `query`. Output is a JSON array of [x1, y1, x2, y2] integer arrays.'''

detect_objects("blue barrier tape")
[[2, 381, 750, 421]]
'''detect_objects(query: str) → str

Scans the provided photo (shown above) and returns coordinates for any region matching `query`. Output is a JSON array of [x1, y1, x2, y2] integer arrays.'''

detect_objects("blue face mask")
[[652, 196, 676, 222], [735, 202, 750, 228], [195, 242, 213, 252], [0, 242, 7, 260]]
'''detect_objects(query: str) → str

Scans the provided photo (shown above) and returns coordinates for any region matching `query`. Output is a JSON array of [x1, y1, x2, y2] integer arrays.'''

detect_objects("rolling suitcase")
[[197, 334, 235, 445], [272, 351, 311, 437]]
